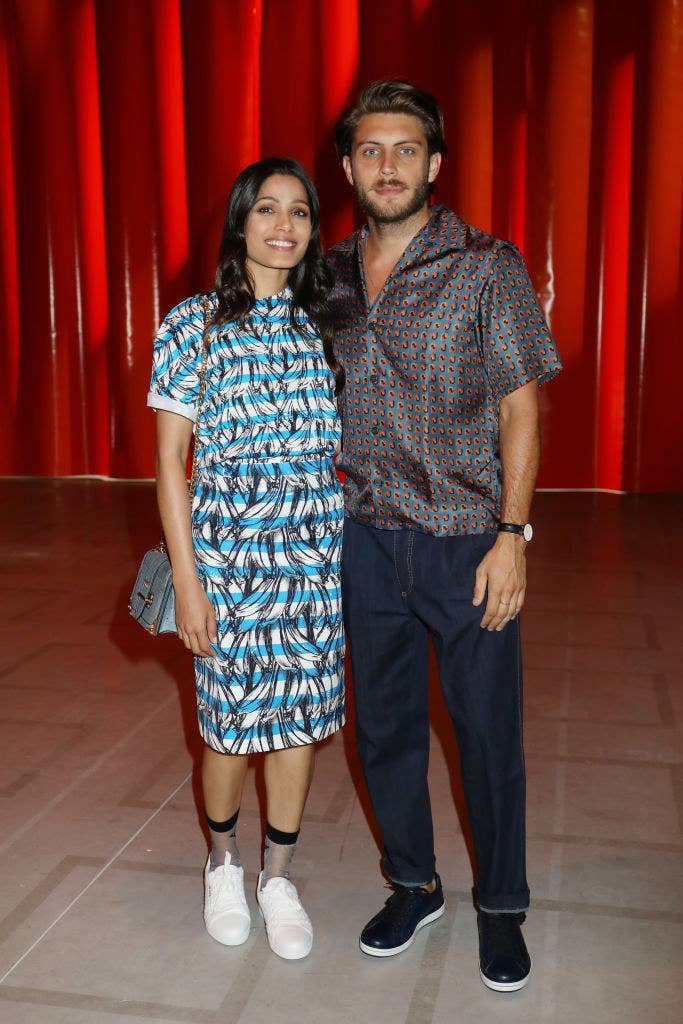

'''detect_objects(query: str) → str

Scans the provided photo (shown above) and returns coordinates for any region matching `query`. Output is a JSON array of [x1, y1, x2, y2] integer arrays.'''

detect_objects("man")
[[327, 80, 562, 991]]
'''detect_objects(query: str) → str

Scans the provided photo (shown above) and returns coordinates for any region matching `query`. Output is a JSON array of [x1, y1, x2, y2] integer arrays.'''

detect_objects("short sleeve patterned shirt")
[[327, 204, 562, 536]]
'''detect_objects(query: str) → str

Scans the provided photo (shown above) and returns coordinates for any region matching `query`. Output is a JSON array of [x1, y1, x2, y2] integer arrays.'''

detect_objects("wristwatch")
[[497, 521, 533, 542]]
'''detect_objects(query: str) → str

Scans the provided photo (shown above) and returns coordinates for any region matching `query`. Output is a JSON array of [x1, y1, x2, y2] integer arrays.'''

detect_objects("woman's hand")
[[174, 575, 218, 656], [155, 411, 217, 657]]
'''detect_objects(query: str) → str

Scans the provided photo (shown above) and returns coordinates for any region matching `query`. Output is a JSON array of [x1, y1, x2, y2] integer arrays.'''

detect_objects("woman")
[[147, 158, 345, 960]]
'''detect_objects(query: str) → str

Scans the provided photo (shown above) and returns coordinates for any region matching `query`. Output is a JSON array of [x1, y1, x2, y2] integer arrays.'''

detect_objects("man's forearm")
[[498, 384, 540, 524]]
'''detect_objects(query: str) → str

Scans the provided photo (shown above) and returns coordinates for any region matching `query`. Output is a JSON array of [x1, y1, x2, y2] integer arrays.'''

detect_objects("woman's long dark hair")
[[214, 157, 344, 395]]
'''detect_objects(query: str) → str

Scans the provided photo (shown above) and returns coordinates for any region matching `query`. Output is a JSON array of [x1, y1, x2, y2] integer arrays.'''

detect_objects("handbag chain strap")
[[188, 296, 213, 498]]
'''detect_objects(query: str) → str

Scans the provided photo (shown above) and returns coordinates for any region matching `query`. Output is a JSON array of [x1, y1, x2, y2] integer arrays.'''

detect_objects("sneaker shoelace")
[[209, 864, 245, 912], [485, 913, 526, 959], [381, 885, 429, 927], [262, 880, 310, 929]]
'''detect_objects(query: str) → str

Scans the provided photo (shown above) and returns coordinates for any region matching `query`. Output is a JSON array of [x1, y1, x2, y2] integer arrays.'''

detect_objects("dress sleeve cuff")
[[146, 391, 197, 423]]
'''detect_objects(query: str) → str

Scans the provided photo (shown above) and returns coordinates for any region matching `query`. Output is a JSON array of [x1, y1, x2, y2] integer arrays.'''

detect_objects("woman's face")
[[244, 174, 313, 280]]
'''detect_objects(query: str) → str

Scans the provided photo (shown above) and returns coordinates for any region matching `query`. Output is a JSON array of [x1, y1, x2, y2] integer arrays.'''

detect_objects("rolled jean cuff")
[[476, 888, 530, 914], [383, 855, 435, 889]]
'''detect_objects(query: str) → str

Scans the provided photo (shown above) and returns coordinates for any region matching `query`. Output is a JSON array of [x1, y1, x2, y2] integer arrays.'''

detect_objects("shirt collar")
[[353, 204, 468, 272]]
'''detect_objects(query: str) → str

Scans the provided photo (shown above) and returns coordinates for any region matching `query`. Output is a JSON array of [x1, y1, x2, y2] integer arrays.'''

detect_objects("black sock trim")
[[266, 822, 299, 846], [206, 808, 239, 833]]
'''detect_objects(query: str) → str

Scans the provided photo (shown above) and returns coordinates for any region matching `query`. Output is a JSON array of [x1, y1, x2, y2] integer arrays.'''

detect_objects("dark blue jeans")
[[342, 516, 530, 913]]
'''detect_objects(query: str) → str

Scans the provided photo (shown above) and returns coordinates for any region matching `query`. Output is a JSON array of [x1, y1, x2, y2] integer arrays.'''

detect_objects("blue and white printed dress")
[[147, 288, 345, 754]]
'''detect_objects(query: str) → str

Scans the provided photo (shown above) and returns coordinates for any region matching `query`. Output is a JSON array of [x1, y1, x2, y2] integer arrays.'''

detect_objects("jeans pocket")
[[441, 533, 496, 599]]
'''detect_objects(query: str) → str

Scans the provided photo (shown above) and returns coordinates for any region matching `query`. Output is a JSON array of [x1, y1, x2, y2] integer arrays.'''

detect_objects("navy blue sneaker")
[[478, 911, 531, 991], [360, 875, 445, 957]]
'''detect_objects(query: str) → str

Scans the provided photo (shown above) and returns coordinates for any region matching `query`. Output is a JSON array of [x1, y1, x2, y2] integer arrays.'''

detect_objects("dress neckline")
[[253, 285, 292, 311]]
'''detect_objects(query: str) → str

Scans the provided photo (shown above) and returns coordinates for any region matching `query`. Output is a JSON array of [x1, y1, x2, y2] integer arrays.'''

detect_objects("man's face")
[[342, 113, 441, 224]]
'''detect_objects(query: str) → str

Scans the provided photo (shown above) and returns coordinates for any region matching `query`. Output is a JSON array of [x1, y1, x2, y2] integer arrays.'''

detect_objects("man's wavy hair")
[[213, 157, 344, 395], [334, 80, 448, 162]]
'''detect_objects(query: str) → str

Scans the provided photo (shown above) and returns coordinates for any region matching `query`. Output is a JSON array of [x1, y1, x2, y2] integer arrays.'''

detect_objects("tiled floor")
[[0, 481, 681, 1024]]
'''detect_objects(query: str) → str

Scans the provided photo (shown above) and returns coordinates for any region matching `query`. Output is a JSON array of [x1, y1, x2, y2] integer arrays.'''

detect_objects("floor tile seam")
[[527, 831, 682, 852], [6, 598, 57, 622], [0, 984, 217, 1022], [669, 764, 683, 839], [0, 723, 98, 799], [336, 786, 360, 864], [642, 612, 662, 651], [530, 897, 683, 923], [0, 644, 54, 680], [0, 855, 104, 944], [0, 856, 208, 946], [0, 655, 144, 688], [118, 748, 191, 808], [0, 680, 173, 693], [526, 668, 676, 679], [523, 641, 658, 651], [524, 713, 677, 729], [0, 586, 82, 596], [525, 562, 644, 577], [0, 717, 87, 729], [525, 609, 656, 622], [111, 859, 263, 886], [112, 859, 203, 878], [0, 770, 42, 799], [653, 673, 677, 727], [83, 606, 122, 625], [0, 691, 179, 857], [311, 776, 356, 825], [526, 753, 681, 768], [0, 769, 192, 986], [404, 899, 457, 1024], [215, 936, 271, 1018]]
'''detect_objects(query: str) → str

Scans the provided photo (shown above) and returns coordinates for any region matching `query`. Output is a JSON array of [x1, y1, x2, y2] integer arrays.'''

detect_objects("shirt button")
[[371, 424, 379, 435]]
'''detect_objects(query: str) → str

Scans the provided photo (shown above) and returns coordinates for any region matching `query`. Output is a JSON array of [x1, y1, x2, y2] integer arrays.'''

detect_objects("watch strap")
[[497, 522, 525, 536]]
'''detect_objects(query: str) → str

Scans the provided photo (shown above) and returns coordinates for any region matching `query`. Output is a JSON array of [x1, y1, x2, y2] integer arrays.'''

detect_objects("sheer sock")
[[261, 823, 299, 888], [207, 809, 241, 870]]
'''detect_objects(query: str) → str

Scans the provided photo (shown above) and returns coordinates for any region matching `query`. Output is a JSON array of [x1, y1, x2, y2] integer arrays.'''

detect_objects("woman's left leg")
[[264, 743, 315, 830], [257, 743, 317, 960], [201, 746, 251, 947], [261, 743, 315, 883]]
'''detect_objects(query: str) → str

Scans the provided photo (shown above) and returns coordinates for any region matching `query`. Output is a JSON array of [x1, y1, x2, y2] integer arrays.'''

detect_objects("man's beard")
[[355, 175, 431, 224]]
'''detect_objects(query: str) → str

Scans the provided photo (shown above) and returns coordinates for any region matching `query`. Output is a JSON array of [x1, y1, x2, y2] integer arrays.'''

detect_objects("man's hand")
[[472, 533, 527, 631]]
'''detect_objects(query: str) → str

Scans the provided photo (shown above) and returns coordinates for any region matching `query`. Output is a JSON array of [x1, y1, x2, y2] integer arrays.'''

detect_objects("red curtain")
[[0, 0, 681, 488]]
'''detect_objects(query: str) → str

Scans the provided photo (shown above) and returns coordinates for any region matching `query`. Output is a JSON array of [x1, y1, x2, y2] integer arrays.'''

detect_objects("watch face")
[[523, 523, 533, 542]]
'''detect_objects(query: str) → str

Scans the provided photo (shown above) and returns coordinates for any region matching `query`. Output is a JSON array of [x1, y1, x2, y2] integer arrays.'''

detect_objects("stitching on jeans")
[[406, 530, 415, 595], [514, 617, 526, 891], [392, 532, 404, 593]]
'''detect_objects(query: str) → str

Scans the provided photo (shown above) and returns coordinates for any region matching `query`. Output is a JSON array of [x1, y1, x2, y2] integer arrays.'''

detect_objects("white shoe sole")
[[205, 918, 250, 946], [359, 902, 445, 957], [480, 958, 532, 992]]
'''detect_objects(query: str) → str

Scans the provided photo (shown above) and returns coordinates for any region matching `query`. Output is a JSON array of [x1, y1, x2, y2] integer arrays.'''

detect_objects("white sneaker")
[[203, 852, 250, 945], [256, 873, 313, 960]]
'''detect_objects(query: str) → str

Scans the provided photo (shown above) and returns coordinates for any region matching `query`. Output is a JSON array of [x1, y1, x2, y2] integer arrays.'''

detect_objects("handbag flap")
[[129, 549, 173, 625]]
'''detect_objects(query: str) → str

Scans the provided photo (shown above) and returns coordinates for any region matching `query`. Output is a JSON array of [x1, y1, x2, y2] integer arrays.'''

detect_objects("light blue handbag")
[[128, 545, 176, 635]]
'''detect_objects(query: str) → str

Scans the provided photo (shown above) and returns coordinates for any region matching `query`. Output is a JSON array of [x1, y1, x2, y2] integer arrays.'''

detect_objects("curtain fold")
[[0, 0, 681, 487]]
